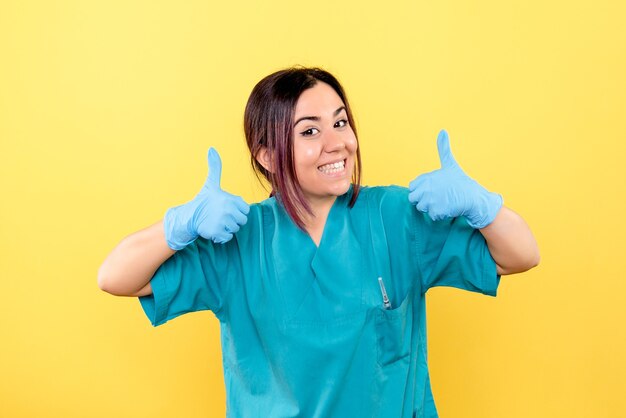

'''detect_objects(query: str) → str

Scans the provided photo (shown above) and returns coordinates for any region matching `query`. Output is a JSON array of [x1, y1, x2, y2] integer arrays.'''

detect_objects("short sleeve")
[[413, 211, 501, 296], [138, 236, 241, 327]]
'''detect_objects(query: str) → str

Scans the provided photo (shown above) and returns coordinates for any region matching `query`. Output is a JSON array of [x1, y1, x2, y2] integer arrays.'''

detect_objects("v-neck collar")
[[303, 185, 354, 250], [306, 197, 337, 249], [270, 184, 364, 322]]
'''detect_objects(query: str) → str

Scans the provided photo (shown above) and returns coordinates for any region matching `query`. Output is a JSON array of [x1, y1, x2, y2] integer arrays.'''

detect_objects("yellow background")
[[1, 0, 624, 416]]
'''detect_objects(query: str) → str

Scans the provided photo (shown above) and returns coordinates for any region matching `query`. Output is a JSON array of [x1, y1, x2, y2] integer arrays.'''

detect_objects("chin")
[[331, 180, 352, 196]]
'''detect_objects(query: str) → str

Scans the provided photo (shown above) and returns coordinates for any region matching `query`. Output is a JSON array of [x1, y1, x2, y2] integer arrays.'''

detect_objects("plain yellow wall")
[[1, 0, 625, 417]]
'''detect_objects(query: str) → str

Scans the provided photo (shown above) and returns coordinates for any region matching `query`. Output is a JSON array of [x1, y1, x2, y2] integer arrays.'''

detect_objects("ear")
[[255, 146, 274, 173]]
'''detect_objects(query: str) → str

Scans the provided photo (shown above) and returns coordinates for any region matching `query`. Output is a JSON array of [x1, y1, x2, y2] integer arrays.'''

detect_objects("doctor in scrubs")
[[98, 67, 540, 417]]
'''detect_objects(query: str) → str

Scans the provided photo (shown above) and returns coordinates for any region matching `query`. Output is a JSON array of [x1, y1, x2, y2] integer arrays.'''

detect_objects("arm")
[[408, 130, 540, 278], [97, 220, 175, 297], [98, 148, 250, 298], [479, 206, 540, 276]]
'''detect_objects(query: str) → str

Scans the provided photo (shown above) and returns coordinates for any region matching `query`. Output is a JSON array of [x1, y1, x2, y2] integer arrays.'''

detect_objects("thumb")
[[437, 129, 459, 169], [205, 147, 222, 188]]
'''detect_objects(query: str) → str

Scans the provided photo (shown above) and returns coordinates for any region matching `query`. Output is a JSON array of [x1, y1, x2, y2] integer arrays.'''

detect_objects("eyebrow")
[[294, 106, 346, 127]]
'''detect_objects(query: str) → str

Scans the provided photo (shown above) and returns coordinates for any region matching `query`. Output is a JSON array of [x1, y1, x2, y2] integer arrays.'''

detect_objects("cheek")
[[295, 142, 320, 162]]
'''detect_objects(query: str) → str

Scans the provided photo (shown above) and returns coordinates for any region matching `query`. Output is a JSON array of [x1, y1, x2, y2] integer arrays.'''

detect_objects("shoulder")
[[250, 195, 282, 224], [358, 184, 408, 200], [351, 185, 419, 238], [356, 184, 411, 213], [234, 196, 280, 243]]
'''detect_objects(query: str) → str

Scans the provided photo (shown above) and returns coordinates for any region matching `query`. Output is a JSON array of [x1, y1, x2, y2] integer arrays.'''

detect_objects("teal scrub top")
[[139, 185, 500, 418]]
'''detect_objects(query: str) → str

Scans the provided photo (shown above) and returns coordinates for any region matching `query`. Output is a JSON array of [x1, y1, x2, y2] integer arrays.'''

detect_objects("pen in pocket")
[[378, 277, 392, 310]]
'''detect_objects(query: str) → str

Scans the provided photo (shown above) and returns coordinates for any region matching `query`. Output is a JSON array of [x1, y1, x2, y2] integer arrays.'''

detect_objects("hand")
[[408, 130, 503, 229], [164, 148, 250, 250]]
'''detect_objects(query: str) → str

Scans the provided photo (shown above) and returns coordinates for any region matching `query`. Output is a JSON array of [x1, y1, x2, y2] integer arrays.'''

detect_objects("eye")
[[300, 127, 320, 137], [334, 119, 348, 128]]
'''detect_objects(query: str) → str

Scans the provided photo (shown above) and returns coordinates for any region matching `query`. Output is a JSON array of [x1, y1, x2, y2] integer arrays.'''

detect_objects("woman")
[[98, 67, 539, 417]]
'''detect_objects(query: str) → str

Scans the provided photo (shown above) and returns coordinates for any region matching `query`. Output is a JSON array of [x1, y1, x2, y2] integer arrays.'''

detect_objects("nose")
[[324, 129, 347, 153]]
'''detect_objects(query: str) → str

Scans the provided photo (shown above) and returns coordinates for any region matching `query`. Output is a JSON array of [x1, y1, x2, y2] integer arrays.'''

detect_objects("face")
[[292, 81, 358, 208]]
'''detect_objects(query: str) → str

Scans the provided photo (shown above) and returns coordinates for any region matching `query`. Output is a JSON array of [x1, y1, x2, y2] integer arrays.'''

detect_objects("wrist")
[[466, 191, 503, 229], [164, 205, 198, 250]]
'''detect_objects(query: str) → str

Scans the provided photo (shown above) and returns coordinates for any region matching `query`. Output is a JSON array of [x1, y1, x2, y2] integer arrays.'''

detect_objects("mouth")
[[317, 159, 347, 175]]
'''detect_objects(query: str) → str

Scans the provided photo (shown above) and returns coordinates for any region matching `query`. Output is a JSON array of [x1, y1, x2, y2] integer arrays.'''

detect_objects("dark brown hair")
[[243, 66, 362, 230]]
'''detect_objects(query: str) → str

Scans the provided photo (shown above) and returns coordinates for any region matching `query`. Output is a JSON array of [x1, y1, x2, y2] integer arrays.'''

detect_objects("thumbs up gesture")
[[408, 130, 503, 229], [164, 148, 250, 250]]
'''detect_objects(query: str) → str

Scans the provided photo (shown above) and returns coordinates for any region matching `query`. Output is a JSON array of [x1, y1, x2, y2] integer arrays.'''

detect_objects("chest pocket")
[[368, 194, 414, 367], [375, 290, 413, 366]]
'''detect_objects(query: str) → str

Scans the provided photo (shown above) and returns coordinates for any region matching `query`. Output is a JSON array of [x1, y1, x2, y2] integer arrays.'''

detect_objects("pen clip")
[[378, 277, 392, 310]]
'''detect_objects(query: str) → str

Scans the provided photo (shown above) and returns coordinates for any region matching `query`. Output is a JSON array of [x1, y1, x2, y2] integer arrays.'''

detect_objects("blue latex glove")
[[164, 148, 250, 250], [408, 130, 503, 229]]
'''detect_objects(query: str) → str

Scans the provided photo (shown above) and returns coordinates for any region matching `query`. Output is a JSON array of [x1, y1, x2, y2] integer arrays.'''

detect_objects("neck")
[[301, 195, 338, 247], [302, 195, 337, 229]]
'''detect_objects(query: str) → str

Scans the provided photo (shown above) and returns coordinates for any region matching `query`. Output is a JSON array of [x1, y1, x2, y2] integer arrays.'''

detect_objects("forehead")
[[294, 82, 344, 116]]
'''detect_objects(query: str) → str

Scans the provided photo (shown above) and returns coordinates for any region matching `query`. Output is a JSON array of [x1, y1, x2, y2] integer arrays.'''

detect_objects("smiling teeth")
[[318, 160, 345, 173]]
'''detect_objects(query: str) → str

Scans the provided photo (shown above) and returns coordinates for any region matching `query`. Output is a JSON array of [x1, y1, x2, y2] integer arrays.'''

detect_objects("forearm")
[[98, 220, 176, 296], [479, 206, 540, 275]]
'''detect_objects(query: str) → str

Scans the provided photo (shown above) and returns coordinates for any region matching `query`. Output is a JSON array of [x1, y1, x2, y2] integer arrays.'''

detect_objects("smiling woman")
[[291, 84, 357, 210], [244, 67, 362, 233], [98, 66, 539, 418]]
